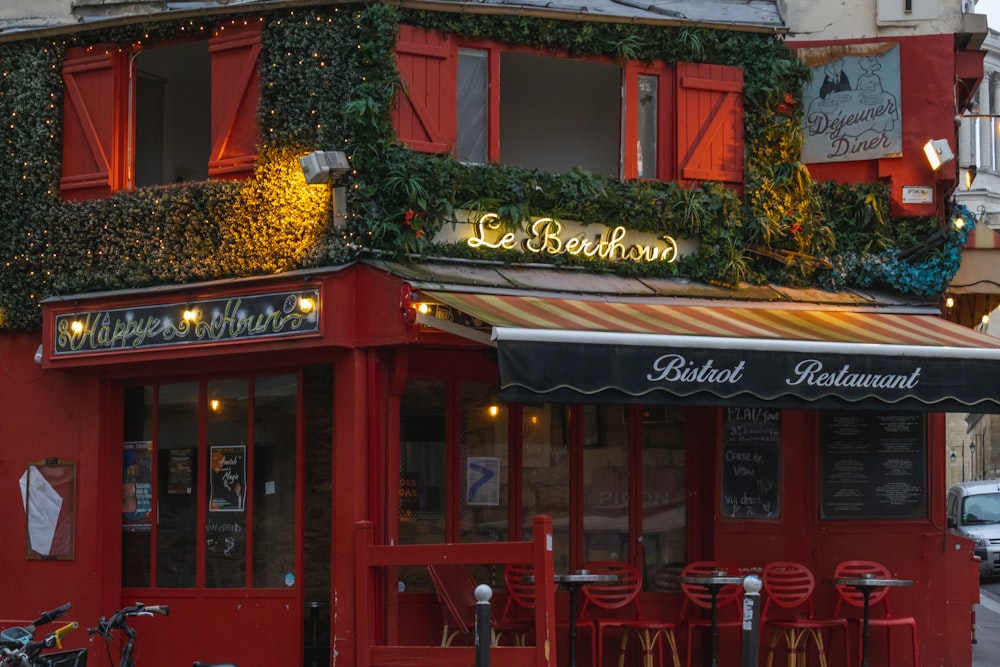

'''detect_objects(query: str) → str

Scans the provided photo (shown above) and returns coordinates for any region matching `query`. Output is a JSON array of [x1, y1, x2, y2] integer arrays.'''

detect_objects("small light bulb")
[[299, 296, 314, 313], [70, 320, 83, 334]]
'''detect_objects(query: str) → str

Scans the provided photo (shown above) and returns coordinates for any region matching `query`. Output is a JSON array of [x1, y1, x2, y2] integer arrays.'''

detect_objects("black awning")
[[415, 291, 1000, 412]]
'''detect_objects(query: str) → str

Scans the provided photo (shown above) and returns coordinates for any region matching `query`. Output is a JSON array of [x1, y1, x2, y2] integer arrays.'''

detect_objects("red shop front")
[[10, 258, 991, 667]]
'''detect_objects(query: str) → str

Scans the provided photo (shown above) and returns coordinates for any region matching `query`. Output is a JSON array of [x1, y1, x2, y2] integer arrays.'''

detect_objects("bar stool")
[[761, 561, 850, 667], [832, 560, 919, 667]]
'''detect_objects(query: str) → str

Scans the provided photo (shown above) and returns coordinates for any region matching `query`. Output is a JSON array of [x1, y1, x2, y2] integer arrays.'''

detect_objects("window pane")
[[500, 53, 620, 176], [206, 379, 248, 588], [303, 366, 334, 602], [637, 75, 658, 178], [459, 384, 508, 543], [253, 375, 298, 588], [157, 383, 199, 588], [134, 41, 210, 186], [457, 49, 488, 164], [640, 407, 685, 590], [522, 404, 570, 572], [399, 381, 447, 544], [582, 405, 629, 564], [399, 381, 447, 592], [122, 385, 153, 588]]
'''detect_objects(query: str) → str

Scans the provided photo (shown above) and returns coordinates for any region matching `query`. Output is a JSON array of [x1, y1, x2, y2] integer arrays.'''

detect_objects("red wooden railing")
[[355, 515, 557, 667]]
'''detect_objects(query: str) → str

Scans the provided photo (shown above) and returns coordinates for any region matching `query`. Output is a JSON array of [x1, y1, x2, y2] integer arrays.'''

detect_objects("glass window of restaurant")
[[398, 377, 686, 588], [121, 373, 302, 590]]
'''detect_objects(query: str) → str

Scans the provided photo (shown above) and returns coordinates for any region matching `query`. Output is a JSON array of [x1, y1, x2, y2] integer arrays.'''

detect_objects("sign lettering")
[[437, 212, 694, 264], [53, 289, 320, 356]]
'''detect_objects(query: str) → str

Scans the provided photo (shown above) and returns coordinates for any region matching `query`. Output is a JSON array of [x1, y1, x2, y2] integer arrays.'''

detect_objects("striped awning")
[[417, 290, 1000, 411]]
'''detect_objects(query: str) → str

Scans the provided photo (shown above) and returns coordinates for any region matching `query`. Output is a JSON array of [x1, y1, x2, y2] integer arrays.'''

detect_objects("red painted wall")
[[0, 333, 111, 651]]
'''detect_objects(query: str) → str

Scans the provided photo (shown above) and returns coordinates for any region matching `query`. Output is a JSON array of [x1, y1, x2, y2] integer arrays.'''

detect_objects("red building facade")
[[0, 3, 992, 667]]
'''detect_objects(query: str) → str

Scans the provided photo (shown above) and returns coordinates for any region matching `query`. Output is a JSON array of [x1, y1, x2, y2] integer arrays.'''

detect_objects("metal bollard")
[[475, 584, 493, 667], [741, 575, 762, 667]]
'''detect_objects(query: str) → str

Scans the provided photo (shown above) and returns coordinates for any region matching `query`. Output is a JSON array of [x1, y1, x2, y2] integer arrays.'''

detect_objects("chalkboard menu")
[[720, 407, 781, 518], [820, 412, 926, 520]]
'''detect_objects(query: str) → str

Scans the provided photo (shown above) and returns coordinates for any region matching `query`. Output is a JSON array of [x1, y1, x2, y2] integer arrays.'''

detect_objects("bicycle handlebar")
[[87, 603, 171, 637], [33, 604, 71, 629], [51, 623, 77, 650]]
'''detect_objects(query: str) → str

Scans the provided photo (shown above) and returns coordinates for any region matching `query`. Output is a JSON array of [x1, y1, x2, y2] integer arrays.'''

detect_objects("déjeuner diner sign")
[[436, 211, 697, 262]]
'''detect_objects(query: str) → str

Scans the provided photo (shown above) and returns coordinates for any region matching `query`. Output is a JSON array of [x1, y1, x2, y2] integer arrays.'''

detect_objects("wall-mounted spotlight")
[[299, 150, 350, 185], [33, 344, 43, 365], [923, 139, 954, 171]]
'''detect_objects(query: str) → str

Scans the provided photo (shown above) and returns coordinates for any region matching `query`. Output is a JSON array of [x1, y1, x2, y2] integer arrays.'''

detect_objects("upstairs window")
[[393, 25, 745, 186], [60, 22, 261, 201]]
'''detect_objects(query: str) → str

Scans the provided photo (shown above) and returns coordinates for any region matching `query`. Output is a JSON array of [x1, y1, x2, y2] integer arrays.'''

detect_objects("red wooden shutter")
[[209, 22, 261, 180], [393, 25, 456, 154], [60, 45, 128, 201], [675, 62, 744, 186]]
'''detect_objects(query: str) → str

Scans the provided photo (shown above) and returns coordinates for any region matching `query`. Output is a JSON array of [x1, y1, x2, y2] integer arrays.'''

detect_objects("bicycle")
[[86, 604, 235, 667], [0, 603, 84, 667]]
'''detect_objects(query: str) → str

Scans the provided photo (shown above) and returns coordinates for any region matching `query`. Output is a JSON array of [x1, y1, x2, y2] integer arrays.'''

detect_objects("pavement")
[[974, 586, 1000, 667]]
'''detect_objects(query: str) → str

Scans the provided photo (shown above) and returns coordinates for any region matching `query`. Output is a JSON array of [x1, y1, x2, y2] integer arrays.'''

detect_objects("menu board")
[[720, 407, 781, 518], [820, 412, 926, 519]]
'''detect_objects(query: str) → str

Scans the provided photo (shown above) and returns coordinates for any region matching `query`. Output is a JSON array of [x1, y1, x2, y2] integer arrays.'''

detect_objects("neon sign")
[[439, 212, 690, 263]]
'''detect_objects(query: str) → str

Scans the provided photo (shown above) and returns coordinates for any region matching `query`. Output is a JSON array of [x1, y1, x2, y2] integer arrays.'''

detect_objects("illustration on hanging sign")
[[798, 43, 901, 163]]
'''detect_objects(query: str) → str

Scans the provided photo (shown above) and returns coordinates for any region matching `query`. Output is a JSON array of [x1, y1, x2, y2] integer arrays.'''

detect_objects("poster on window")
[[167, 449, 193, 495], [798, 43, 901, 163], [467, 457, 500, 506], [209, 445, 246, 512], [123, 441, 153, 531]]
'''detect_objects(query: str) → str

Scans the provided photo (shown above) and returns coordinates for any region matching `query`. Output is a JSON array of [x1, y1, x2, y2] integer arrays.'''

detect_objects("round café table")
[[678, 572, 745, 667], [529, 571, 619, 667], [829, 574, 913, 667]]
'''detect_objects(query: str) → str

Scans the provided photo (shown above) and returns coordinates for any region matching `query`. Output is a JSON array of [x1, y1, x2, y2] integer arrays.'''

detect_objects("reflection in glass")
[[457, 49, 488, 164], [460, 384, 509, 546], [640, 406, 686, 591], [582, 405, 630, 564], [521, 404, 570, 571], [637, 74, 658, 178], [205, 378, 248, 588], [253, 375, 297, 588], [156, 382, 199, 588]]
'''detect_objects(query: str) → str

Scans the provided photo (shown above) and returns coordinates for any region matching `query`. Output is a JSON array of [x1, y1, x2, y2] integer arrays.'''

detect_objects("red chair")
[[501, 562, 539, 646], [678, 561, 743, 667], [578, 561, 681, 667], [832, 560, 919, 667], [761, 561, 851, 667], [428, 563, 519, 647]]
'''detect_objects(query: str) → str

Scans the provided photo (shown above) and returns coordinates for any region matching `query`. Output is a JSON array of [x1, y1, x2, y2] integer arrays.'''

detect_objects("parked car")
[[947, 480, 1000, 579]]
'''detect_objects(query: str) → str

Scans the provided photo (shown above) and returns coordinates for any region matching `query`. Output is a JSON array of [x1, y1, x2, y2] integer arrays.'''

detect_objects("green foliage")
[[0, 4, 966, 331]]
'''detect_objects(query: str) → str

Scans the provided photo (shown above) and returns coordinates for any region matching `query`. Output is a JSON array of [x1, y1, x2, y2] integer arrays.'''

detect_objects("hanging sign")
[[798, 43, 902, 163]]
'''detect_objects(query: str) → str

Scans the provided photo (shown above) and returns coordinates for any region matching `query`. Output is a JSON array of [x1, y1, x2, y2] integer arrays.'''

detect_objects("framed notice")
[[820, 412, 926, 520], [466, 457, 500, 506], [21, 460, 76, 559], [720, 407, 781, 519]]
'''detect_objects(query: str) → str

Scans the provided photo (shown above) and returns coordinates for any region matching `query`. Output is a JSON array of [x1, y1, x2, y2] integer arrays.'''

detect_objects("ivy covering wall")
[[0, 3, 968, 331]]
